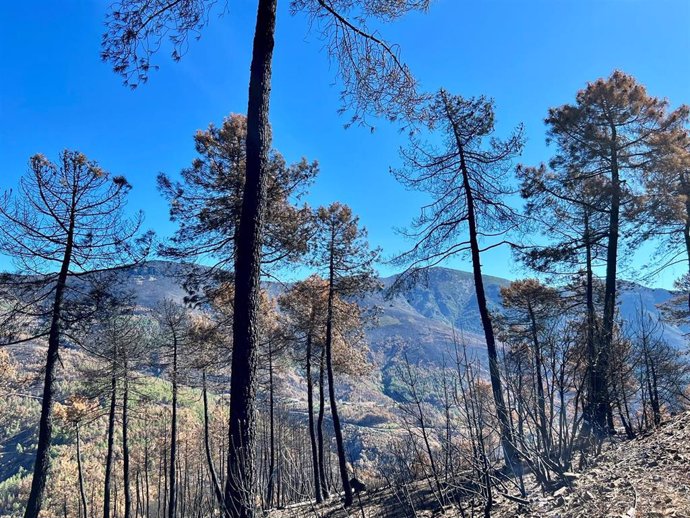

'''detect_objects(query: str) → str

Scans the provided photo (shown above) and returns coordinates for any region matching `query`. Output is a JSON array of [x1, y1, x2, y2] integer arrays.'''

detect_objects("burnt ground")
[[269, 411, 690, 517]]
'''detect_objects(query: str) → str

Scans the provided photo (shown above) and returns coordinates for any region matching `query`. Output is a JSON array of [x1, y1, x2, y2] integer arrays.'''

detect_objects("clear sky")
[[1, 0, 689, 287]]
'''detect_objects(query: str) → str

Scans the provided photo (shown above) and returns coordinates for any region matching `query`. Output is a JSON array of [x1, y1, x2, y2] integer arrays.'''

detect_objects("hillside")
[[268, 410, 690, 517], [117, 261, 687, 361]]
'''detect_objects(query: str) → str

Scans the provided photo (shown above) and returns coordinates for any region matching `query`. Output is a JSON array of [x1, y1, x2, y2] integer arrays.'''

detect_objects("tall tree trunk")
[[305, 333, 322, 503], [316, 347, 329, 499], [168, 335, 178, 518], [24, 199, 76, 518], [104, 375, 117, 518], [123, 369, 132, 518], [76, 424, 89, 518], [203, 372, 228, 515], [227, 0, 278, 515], [597, 124, 621, 437], [581, 209, 600, 442], [325, 232, 353, 507], [443, 93, 517, 467]]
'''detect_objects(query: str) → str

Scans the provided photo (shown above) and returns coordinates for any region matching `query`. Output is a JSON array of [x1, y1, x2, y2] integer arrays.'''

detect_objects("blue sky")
[[1, 0, 689, 287]]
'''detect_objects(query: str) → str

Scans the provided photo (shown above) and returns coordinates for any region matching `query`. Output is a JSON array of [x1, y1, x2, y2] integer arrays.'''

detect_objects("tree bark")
[[227, 0, 278, 515]]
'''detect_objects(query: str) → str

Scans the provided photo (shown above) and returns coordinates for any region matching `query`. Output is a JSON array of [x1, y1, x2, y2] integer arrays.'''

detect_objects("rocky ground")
[[268, 411, 690, 517]]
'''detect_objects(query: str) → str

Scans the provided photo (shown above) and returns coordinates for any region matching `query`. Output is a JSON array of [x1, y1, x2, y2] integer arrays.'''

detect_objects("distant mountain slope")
[[114, 261, 687, 366]]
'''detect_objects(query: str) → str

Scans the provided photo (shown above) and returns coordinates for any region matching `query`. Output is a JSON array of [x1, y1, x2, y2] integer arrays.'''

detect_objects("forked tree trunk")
[[227, 0, 278, 515], [325, 233, 353, 507]]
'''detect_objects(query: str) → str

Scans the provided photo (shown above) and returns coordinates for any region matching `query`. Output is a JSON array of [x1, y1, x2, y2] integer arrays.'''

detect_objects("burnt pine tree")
[[500, 279, 562, 453], [278, 276, 328, 504], [543, 71, 687, 438], [310, 203, 379, 507], [157, 114, 318, 282], [102, 2, 425, 513], [392, 90, 524, 467], [517, 163, 612, 440], [0, 151, 150, 518]]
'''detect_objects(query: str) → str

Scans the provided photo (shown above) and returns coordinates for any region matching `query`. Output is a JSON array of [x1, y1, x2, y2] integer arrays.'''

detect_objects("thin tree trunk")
[[104, 375, 117, 518], [76, 424, 89, 518], [24, 198, 76, 518], [325, 232, 353, 507], [442, 92, 517, 467], [203, 372, 228, 515], [305, 333, 323, 503], [316, 347, 329, 499], [168, 334, 178, 518], [227, 0, 278, 515], [266, 345, 276, 508], [581, 209, 600, 443], [123, 369, 132, 518], [528, 303, 550, 451]]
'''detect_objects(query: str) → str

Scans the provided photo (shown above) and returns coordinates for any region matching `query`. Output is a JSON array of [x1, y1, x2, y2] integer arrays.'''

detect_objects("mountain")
[[115, 261, 687, 364]]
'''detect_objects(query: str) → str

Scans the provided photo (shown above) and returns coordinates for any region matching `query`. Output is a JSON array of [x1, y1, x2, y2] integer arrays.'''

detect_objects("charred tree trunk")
[[596, 123, 621, 438], [168, 333, 178, 518], [227, 0, 278, 515], [203, 372, 228, 515], [325, 231, 353, 507], [104, 374, 117, 518], [23, 199, 76, 518], [527, 302, 550, 451], [443, 93, 517, 467], [76, 424, 89, 518], [316, 346, 329, 499], [123, 367, 132, 518], [305, 333, 323, 503]]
